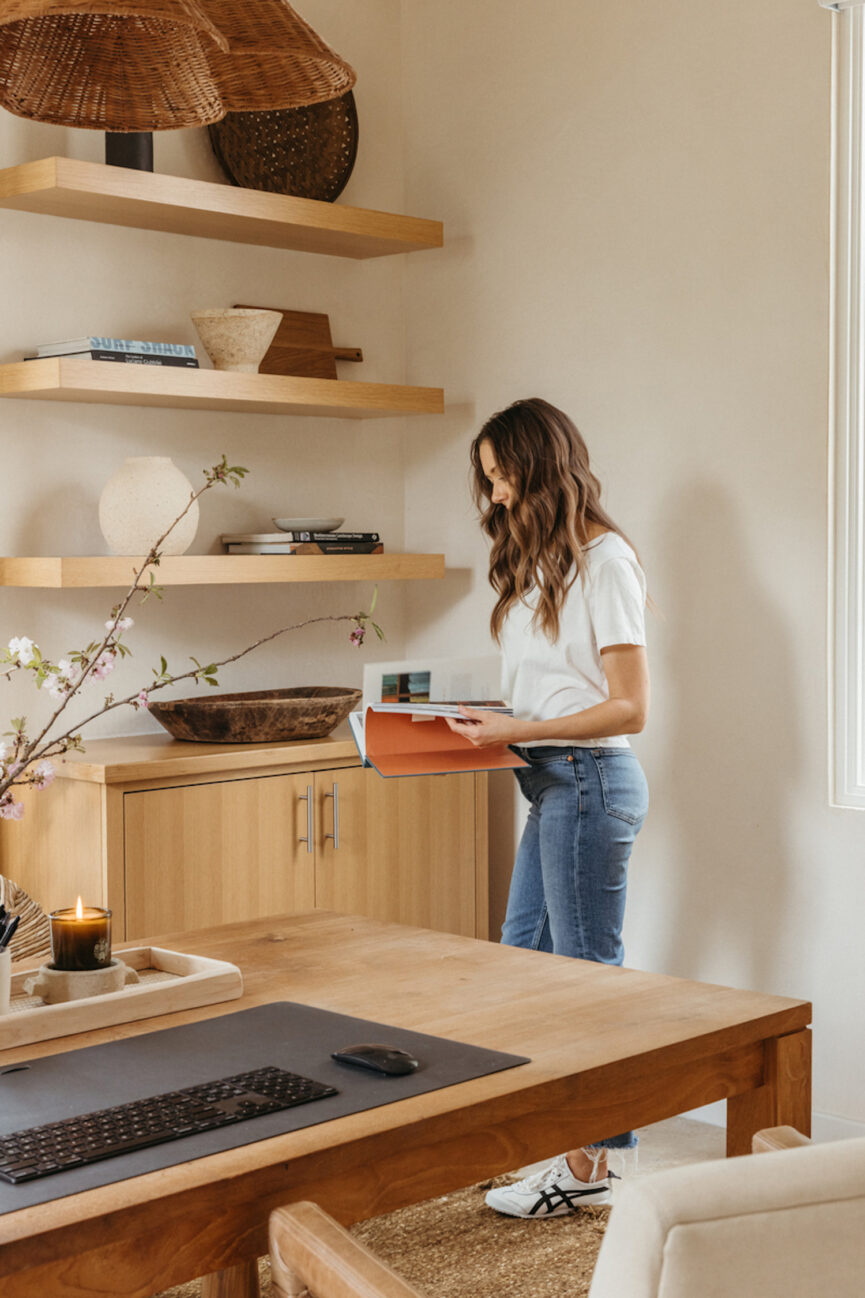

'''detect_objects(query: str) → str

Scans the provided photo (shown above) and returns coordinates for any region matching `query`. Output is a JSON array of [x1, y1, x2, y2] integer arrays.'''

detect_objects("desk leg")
[[201, 1259, 260, 1298], [726, 1028, 811, 1157]]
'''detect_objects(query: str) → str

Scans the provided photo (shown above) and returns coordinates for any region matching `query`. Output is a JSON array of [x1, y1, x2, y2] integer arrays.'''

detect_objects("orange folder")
[[364, 708, 529, 778]]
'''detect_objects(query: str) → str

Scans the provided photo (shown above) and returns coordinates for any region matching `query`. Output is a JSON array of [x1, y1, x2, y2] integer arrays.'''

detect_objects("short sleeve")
[[587, 556, 647, 650]]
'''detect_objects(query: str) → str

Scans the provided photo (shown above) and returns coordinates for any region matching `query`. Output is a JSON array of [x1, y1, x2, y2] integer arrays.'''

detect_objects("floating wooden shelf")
[[0, 554, 445, 588], [0, 156, 443, 258], [0, 359, 444, 418]]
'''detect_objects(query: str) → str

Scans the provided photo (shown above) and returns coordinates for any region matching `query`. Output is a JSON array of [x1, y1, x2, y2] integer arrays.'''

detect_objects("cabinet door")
[[314, 768, 480, 937], [124, 772, 316, 939]]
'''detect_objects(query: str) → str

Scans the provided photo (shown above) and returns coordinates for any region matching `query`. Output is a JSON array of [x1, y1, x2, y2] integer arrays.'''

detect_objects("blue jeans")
[[504, 745, 649, 1151]]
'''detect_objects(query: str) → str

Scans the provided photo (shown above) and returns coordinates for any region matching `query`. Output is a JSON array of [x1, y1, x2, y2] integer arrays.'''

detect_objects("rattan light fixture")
[[200, 0, 356, 114], [0, 0, 356, 132]]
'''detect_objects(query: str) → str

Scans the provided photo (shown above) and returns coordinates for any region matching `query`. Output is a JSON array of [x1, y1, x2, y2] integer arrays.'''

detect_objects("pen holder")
[[0, 947, 9, 1015], [24, 959, 139, 1005]]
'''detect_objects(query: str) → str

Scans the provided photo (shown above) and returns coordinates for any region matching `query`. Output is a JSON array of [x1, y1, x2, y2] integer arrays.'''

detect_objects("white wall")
[[399, 0, 865, 1130], [0, 0, 412, 745]]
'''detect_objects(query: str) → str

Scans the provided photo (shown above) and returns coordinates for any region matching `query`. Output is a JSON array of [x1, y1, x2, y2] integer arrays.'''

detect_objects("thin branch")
[[0, 611, 368, 800]]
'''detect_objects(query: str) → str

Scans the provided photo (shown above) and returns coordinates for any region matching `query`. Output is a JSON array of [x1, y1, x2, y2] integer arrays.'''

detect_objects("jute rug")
[[154, 1177, 608, 1298]]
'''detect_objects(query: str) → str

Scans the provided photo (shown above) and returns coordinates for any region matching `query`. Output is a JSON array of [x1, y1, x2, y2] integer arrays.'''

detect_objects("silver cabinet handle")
[[298, 784, 314, 854], [324, 782, 340, 849]]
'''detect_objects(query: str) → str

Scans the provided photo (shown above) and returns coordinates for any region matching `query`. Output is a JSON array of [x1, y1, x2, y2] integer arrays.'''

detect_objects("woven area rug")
[[154, 1177, 609, 1298]]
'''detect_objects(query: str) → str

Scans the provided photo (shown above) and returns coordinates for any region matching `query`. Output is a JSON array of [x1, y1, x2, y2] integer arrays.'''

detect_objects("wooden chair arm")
[[269, 1202, 425, 1298], [752, 1126, 812, 1154]]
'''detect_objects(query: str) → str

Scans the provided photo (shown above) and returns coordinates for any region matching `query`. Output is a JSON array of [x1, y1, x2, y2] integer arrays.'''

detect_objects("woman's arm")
[[445, 644, 650, 748]]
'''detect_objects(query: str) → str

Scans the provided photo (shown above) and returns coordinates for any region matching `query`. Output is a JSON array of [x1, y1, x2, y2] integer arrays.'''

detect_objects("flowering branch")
[[0, 459, 384, 818]]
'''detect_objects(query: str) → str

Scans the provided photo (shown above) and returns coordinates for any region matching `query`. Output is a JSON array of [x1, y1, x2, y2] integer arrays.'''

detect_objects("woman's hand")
[[445, 705, 518, 748]]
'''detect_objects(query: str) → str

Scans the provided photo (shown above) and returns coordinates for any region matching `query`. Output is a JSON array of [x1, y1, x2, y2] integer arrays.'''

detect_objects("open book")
[[368, 700, 512, 717], [349, 655, 526, 778]]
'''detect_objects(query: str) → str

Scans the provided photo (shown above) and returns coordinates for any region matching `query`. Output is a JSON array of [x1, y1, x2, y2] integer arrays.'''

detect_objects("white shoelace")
[[510, 1150, 610, 1191], [510, 1154, 573, 1191]]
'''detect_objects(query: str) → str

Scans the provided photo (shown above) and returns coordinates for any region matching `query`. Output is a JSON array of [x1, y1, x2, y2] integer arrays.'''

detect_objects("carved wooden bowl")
[[149, 686, 361, 743]]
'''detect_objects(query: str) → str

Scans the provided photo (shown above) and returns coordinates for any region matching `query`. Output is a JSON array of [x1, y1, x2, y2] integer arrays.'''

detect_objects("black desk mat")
[[0, 1001, 529, 1215]]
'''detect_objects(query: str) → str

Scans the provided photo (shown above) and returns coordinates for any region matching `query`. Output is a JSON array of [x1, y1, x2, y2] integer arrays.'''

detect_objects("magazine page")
[[361, 655, 504, 716]]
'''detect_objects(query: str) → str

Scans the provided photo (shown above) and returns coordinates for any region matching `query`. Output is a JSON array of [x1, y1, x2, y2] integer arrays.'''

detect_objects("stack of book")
[[222, 531, 383, 555], [23, 337, 199, 368]]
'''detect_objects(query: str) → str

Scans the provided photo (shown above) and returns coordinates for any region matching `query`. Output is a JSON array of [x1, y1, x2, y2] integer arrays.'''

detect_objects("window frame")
[[829, 2, 865, 807]]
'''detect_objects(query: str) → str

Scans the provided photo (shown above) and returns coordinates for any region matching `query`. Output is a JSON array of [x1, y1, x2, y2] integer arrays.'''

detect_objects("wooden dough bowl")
[[149, 686, 361, 742]]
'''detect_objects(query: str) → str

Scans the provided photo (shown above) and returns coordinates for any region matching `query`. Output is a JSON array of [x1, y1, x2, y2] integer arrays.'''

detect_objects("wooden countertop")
[[52, 730, 360, 784]]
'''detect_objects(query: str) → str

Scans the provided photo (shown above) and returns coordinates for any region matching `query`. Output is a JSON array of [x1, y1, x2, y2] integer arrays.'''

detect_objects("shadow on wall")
[[654, 480, 800, 991]]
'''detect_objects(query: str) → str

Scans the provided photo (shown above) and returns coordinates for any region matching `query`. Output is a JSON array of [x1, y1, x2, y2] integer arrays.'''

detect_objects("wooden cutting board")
[[234, 304, 362, 379]]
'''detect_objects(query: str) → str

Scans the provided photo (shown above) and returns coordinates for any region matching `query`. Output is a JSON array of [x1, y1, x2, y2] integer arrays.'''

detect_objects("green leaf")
[[372, 622, 385, 641]]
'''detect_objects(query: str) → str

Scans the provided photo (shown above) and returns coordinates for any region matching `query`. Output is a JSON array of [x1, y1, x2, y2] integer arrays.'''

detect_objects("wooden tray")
[[0, 947, 243, 1049]]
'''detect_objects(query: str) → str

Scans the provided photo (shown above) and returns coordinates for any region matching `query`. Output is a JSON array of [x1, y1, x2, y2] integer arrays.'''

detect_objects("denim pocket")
[[591, 751, 649, 825]]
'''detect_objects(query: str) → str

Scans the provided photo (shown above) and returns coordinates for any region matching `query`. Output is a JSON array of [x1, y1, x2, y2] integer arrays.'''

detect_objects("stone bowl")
[[149, 686, 362, 743], [190, 307, 282, 373]]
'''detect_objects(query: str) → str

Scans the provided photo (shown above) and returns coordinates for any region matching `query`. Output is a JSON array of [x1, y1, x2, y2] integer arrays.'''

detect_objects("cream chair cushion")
[[589, 1135, 865, 1298]]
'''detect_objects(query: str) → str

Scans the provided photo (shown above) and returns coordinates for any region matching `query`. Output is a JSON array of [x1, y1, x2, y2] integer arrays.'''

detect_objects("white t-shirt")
[[499, 531, 647, 748]]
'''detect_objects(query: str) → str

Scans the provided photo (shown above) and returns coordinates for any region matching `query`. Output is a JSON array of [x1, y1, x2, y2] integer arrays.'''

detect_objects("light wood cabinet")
[[0, 734, 488, 942]]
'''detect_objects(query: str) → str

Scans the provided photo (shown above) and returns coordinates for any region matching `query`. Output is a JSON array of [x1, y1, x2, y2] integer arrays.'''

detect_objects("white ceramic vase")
[[98, 457, 199, 556]]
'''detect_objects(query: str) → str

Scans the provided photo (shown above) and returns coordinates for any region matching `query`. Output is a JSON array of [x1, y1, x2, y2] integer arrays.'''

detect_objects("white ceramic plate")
[[273, 517, 345, 533]]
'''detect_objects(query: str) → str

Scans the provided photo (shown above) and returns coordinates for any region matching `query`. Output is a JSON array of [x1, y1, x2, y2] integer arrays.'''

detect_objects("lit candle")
[[49, 897, 112, 971]]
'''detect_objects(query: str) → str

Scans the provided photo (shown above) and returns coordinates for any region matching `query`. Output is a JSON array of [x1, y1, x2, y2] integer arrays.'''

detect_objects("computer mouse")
[[331, 1043, 420, 1076]]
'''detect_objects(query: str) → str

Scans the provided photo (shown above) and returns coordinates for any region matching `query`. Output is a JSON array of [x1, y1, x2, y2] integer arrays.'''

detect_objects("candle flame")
[[75, 896, 84, 920]]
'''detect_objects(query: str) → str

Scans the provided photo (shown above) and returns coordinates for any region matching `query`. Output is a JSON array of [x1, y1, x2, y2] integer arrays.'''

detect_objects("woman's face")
[[479, 439, 516, 510]]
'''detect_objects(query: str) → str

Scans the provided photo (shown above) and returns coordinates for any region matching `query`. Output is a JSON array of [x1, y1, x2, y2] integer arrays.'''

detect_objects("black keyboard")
[[0, 1065, 338, 1185]]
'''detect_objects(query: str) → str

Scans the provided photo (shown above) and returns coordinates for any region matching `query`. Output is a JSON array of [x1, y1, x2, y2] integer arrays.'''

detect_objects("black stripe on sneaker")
[[529, 1181, 610, 1216]]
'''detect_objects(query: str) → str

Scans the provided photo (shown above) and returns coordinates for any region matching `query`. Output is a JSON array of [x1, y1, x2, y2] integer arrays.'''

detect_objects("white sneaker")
[[484, 1153, 614, 1218]]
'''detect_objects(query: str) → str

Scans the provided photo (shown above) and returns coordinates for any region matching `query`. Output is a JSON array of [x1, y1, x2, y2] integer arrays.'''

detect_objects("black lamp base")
[[104, 132, 154, 171]]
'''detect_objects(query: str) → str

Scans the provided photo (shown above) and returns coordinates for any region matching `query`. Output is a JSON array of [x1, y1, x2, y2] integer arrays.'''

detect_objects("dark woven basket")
[[209, 90, 358, 201]]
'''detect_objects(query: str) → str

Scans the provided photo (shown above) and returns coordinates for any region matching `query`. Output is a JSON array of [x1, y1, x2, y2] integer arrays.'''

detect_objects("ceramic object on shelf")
[[190, 307, 282, 373], [148, 685, 362, 743], [98, 456, 199, 556], [273, 516, 344, 532]]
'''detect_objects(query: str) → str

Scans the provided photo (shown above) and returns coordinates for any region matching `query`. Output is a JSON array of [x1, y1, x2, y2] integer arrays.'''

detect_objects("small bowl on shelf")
[[148, 686, 361, 744], [273, 517, 344, 533], [190, 308, 282, 373]]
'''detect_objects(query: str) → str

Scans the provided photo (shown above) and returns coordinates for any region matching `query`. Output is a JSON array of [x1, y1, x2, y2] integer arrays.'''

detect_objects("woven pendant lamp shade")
[[0, 0, 354, 131], [0, 0, 229, 130], [200, 0, 356, 112]]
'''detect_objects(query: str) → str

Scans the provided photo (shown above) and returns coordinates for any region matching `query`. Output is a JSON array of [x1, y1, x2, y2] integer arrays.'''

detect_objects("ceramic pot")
[[98, 456, 199, 555], [190, 307, 282, 372]]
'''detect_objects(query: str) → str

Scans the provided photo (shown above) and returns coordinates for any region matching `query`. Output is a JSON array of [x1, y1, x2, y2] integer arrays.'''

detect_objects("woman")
[[448, 397, 650, 1218]]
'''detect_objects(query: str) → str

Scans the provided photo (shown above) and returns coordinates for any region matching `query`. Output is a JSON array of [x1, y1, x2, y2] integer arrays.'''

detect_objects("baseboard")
[[684, 1102, 865, 1142]]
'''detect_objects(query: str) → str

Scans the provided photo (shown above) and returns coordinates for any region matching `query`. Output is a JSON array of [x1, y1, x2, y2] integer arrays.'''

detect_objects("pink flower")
[[31, 761, 55, 790], [133, 690, 150, 710], [92, 652, 116, 681], [47, 658, 79, 700], [105, 617, 134, 633], [0, 793, 24, 820], [349, 626, 365, 646]]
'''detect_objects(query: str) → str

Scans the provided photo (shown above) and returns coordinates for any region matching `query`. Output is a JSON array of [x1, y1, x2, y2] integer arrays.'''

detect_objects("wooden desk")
[[0, 912, 811, 1298]]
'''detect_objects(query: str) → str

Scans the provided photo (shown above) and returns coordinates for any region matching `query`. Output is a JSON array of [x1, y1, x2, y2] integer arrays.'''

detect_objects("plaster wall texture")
[[0, 0, 413, 745], [399, 0, 865, 1129]]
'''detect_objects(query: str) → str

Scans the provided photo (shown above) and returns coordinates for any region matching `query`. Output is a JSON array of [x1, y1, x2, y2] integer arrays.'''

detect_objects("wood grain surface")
[[0, 158, 443, 258], [0, 911, 811, 1298]]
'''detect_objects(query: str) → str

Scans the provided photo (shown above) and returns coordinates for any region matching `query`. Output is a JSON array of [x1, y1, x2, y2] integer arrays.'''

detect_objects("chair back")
[[269, 1201, 425, 1298], [589, 1133, 865, 1298]]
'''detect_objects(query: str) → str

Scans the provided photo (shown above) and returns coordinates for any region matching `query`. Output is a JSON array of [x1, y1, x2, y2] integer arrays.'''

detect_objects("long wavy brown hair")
[[471, 397, 636, 642]]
